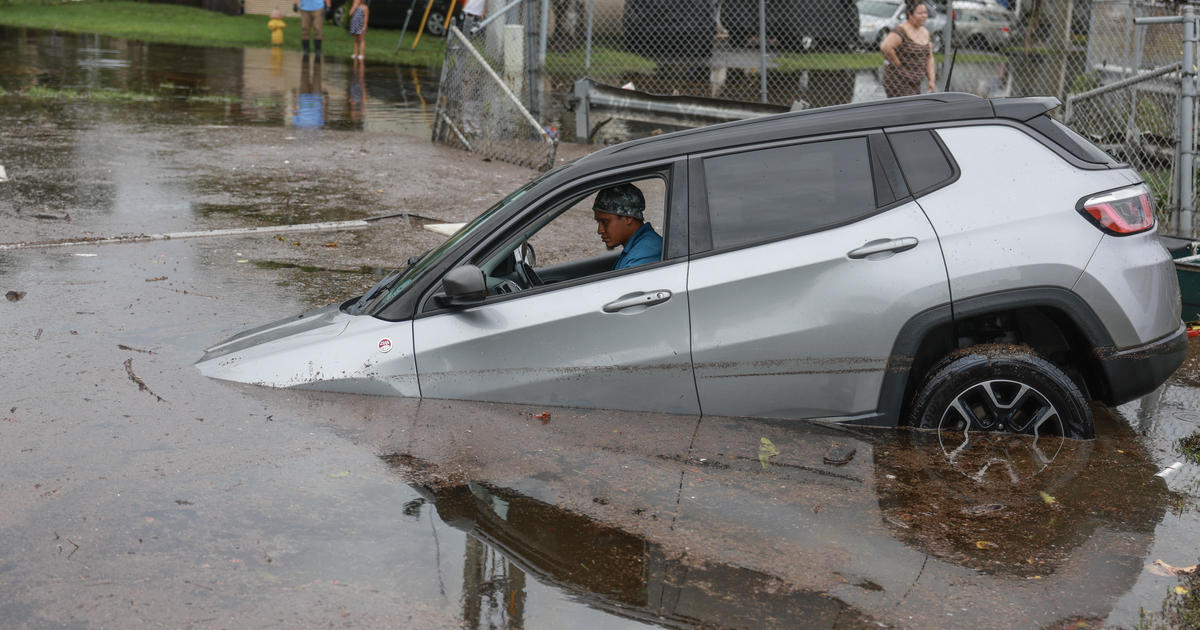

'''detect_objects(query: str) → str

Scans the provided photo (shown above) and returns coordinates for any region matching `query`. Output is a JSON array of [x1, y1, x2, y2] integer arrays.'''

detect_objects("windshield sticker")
[[378, 338, 392, 353]]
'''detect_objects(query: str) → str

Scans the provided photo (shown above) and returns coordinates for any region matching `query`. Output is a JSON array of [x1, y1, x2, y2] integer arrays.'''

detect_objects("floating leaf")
[[1150, 559, 1200, 576], [975, 540, 998, 549], [328, 471, 350, 479], [758, 437, 780, 469], [1039, 491, 1057, 505]]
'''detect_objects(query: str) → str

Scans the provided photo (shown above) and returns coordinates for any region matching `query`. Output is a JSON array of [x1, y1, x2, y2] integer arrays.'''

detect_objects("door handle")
[[847, 237, 919, 259], [603, 290, 672, 313]]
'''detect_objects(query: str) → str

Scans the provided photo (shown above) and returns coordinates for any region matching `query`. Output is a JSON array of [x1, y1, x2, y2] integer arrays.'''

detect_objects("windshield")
[[346, 175, 546, 316], [858, 0, 899, 18]]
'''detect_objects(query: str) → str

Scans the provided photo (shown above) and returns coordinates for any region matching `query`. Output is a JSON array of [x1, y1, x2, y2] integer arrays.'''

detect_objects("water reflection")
[[294, 56, 326, 129], [417, 479, 880, 629], [0, 26, 439, 135], [304, 392, 1175, 627]]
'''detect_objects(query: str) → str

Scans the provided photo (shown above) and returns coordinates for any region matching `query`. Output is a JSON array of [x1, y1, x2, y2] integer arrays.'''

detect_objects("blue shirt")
[[299, 0, 325, 12], [614, 222, 663, 270]]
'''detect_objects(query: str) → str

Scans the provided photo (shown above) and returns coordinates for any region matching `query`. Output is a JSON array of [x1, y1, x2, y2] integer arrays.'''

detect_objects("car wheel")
[[332, 3, 346, 27], [931, 31, 943, 52], [425, 10, 447, 36], [875, 28, 889, 47], [909, 345, 1094, 439]]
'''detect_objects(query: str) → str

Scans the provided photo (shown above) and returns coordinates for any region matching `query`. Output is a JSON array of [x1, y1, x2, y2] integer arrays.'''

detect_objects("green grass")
[[1181, 432, 1200, 465], [773, 50, 1006, 72], [545, 46, 657, 75], [1, 84, 281, 106], [0, 0, 447, 66]]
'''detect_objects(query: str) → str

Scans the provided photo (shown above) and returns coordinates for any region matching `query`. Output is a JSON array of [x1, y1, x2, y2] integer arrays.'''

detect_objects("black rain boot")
[[314, 40, 322, 57], [302, 39, 310, 55]]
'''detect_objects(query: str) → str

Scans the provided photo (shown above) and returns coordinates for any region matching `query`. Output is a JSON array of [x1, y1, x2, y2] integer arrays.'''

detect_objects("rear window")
[[887, 130, 955, 194], [1026, 116, 1119, 166], [702, 137, 877, 250]]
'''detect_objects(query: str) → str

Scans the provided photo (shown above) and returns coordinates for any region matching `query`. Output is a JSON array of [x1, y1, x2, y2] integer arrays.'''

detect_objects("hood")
[[199, 302, 351, 364], [195, 302, 419, 396]]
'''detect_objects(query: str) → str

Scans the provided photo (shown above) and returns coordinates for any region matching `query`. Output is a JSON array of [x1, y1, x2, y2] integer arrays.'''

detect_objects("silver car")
[[858, 0, 948, 51], [952, 0, 1015, 49], [198, 93, 1187, 439]]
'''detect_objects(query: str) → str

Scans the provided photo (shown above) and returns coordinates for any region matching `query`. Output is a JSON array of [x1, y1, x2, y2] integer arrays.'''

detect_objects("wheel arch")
[[853, 287, 1116, 429]]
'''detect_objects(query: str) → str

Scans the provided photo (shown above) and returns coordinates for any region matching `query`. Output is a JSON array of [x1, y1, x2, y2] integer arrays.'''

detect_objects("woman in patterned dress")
[[348, 0, 369, 60], [879, 0, 936, 97]]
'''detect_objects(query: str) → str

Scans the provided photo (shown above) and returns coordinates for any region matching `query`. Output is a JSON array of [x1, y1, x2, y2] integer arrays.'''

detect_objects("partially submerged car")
[[198, 93, 1187, 438]]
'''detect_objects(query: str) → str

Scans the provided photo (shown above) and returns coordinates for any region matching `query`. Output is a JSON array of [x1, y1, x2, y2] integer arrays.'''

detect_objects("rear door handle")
[[603, 290, 672, 313], [847, 237, 919, 259]]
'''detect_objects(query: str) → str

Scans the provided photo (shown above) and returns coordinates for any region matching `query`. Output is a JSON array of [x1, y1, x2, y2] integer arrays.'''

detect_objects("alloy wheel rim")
[[936, 379, 1066, 483]]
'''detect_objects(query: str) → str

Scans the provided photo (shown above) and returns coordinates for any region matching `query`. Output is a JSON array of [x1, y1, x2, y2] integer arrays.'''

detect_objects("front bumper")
[[1096, 323, 1189, 405]]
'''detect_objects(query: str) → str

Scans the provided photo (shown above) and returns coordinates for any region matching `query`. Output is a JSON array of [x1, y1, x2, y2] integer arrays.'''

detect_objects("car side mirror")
[[515, 241, 536, 268], [436, 265, 487, 307]]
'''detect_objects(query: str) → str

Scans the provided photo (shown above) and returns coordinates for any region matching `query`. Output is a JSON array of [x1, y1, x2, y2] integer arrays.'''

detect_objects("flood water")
[[2, 26, 1200, 629], [0, 27, 442, 134]]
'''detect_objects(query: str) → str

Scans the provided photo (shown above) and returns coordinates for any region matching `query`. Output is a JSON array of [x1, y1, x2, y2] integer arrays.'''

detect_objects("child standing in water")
[[348, 0, 369, 60]]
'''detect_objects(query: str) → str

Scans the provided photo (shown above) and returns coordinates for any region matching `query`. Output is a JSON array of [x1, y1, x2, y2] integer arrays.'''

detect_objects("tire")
[[909, 345, 1094, 439], [875, 28, 889, 47], [425, 10, 447, 36], [331, 3, 345, 27], [931, 31, 943, 53]]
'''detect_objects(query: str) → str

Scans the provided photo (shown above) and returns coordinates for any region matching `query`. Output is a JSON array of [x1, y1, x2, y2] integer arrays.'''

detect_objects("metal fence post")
[[525, 0, 540, 120], [1181, 2, 1197, 237], [759, 0, 767, 103], [584, 0, 594, 74]]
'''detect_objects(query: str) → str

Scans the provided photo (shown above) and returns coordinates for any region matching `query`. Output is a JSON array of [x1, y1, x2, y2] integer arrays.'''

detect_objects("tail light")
[[1076, 184, 1155, 235]]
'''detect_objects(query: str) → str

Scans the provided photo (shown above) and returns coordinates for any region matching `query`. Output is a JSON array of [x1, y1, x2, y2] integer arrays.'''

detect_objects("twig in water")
[[124, 358, 165, 402]]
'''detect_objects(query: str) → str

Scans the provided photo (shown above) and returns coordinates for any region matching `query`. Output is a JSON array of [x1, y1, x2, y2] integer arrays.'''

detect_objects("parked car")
[[327, 0, 460, 36], [197, 93, 1186, 439], [951, 0, 1015, 49], [857, 0, 949, 51], [722, 0, 860, 51], [624, 0, 716, 59]]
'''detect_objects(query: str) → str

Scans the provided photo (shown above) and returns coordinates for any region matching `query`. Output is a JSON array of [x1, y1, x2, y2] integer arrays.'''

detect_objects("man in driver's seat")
[[592, 183, 663, 270]]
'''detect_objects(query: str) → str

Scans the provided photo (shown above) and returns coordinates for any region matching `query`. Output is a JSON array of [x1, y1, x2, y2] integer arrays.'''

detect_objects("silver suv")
[[198, 93, 1187, 439]]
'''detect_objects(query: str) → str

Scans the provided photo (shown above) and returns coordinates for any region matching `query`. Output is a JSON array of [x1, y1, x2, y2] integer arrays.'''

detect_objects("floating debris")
[[758, 437, 780, 469]]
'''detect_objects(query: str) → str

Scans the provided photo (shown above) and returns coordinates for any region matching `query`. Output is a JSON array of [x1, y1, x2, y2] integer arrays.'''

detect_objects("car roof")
[[566, 92, 1058, 177]]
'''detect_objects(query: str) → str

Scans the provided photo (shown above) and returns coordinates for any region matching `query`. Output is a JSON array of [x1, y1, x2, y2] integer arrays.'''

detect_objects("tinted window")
[[1027, 116, 1118, 165], [703, 138, 876, 250], [888, 130, 954, 193]]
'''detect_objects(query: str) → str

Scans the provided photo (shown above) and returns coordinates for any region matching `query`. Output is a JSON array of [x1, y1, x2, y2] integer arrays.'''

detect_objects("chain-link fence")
[[434, 0, 1198, 230], [433, 23, 556, 171]]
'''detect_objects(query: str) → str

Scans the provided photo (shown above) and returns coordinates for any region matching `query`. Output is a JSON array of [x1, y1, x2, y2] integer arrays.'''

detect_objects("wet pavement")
[[3, 27, 1200, 629]]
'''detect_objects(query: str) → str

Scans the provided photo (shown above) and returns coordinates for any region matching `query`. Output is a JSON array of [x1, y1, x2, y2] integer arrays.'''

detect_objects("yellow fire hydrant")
[[268, 8, 287, 46]]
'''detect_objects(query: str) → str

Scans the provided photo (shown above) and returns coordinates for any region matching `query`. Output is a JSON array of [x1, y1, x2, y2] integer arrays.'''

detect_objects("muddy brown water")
[[2, 27, 1200, 628]]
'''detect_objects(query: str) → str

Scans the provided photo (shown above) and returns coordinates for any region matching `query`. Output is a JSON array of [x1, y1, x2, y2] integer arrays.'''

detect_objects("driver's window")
[[529, 176, 666, 268], [478, 175, 667, 294]]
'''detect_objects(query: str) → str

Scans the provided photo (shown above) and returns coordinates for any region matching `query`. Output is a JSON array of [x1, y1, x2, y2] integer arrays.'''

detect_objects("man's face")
[[594, 210, 640, 249]]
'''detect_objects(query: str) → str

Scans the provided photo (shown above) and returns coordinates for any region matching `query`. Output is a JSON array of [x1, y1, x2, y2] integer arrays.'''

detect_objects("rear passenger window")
[[888, 130, 954, 194], [703, 137, 876, 250]]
